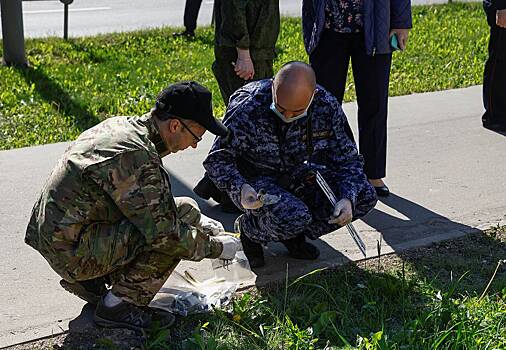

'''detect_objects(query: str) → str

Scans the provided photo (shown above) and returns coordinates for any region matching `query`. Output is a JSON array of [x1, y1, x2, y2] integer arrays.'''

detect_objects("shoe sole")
[[94, 314, 147, 332], [94, 313, 175, 332]]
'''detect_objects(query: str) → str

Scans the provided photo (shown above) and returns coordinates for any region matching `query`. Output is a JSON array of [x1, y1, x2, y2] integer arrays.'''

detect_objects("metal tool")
[[315, 171, 367, 258]]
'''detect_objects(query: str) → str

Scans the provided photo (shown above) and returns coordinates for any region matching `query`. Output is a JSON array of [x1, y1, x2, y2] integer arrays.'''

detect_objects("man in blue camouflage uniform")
[[203, 62, 377, 267], [25, 81, 241, 331]]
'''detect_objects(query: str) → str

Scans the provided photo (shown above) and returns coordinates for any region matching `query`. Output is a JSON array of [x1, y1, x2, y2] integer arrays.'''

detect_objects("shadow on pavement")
[[63, 303, 143, 349], [166, 171, 350, 285], [361, 192, 479, 251]]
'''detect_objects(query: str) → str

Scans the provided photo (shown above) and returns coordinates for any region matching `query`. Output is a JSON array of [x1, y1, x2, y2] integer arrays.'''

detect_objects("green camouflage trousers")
[[65, 197, 208, 306], [213, 47, 274, 106]]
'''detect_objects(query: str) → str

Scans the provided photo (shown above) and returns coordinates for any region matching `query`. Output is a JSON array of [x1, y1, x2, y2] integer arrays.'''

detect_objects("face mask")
[[270, 89, 316, 123], [270, 103, 308, 123]]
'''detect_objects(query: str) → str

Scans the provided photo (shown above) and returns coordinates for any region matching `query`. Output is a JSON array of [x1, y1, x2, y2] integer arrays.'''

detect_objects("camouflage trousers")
[[62, 197, 202, 306], [213, 47, 274, 105], [238, 171, 377, 243]]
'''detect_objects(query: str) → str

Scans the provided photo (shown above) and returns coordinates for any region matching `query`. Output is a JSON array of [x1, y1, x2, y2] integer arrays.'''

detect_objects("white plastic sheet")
[[150, 252, 255, 316]]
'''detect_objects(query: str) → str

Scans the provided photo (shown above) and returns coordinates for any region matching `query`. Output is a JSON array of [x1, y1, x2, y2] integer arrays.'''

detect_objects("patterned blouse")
[[324, 0, 364, 33]]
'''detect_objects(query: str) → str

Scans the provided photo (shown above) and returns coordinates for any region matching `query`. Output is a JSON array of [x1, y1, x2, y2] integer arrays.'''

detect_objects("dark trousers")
[[183, 0, 202, 32], [213, 47, 274, 106], [310, 31, 392, 179], [483, 25, 506, 130]]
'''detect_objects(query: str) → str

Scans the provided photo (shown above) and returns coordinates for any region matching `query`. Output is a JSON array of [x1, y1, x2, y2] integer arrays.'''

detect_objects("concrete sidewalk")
[[1, 85, 505, 348]]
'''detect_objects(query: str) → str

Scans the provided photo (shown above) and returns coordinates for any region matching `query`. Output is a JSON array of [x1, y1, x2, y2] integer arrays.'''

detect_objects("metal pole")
[[0, 0, 27, 66], [63, 3, 68, 40], [60, 0, 73, 40]]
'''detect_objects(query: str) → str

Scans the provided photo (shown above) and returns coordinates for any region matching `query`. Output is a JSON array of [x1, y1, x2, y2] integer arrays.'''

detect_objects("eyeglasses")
[[177, 118, 202, 143]]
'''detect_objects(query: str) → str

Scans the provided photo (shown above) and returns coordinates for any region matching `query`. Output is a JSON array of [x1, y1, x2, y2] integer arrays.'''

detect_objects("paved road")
[[0, 0, 476, 39], [1, 0, 301, 39], [1, 85, 505, 347]]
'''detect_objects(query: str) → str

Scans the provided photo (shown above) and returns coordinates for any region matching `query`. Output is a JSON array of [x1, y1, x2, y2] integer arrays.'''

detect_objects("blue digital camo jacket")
[[203, 79, 374, 213]]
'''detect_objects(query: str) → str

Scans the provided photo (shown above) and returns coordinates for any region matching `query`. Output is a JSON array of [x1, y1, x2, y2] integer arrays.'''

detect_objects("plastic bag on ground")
[[149, 252, 256, 316]]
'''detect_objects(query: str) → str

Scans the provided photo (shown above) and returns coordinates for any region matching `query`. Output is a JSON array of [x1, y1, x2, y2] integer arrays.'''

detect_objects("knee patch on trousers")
[[174, 196, 201, 226]]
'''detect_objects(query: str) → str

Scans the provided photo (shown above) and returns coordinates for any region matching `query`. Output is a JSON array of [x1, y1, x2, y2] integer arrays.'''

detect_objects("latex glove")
[[498, 9, 506, 28], [213, 235, 242, 260], [234, 48, 255, 80], [240, 183, 263, 210], [199, 214, 225, 236], [328, 198, 353, 226], [389, 29, 409, 51]]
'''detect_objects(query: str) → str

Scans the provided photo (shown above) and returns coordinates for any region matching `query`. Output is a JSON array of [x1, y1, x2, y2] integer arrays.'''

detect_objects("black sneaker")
[[281, 235, 320, 260], [94, 297, 175, 331], [60, 278, 108, 305], [236, 215, 264, 268], [220, 195, 242, 214], [193, 174, 223, 202], [194, 174, 242, 213], [483, 122, 506, 132]]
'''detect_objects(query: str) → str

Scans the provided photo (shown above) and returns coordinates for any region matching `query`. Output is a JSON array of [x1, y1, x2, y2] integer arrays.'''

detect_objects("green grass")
[[0, 2, 489, 150], [141, 227, 506, 350]]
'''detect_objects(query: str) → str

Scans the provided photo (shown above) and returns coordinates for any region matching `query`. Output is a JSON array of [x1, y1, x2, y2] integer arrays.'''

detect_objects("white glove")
[[199, 214, 225, 236], [328, 198, 353, 226], [240, 183, 263, 209], [213, 235, 242, 260]]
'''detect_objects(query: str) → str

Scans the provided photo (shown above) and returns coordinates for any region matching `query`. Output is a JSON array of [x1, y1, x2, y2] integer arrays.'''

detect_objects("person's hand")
[[240, 183, 263, 210], [199, 214, 225, 236], [497, 9, 506, 28], [389, 29, 409, 51], [213, 235, 242, 260], [328, 198, 353, 226], [234, 48, 255, 80]]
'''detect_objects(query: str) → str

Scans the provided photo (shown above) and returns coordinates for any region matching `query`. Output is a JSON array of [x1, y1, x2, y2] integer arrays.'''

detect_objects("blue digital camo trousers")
[[237, 169, 377, 243]]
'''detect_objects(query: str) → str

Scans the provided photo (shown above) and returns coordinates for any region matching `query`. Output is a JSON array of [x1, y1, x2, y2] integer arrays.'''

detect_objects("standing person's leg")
[[483, 25, 506, 131], [253, 59, 275, 80], [309, 31, 352, 103], [183, 0, 203, 34], [351, 35, 392, 193], [309, 31, 356, 141], [212, 48, 248, 106]]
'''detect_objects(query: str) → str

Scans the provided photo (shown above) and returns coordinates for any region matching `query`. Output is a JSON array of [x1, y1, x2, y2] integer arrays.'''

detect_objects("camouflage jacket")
[[203, 79, 370, 211], [25, 113, 221, 268], [213, 0, 280, 61]]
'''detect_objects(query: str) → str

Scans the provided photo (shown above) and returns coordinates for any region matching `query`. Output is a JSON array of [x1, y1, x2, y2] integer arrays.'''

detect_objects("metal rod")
[[315, 170, 367, 258], [63, 3, 68, 40]]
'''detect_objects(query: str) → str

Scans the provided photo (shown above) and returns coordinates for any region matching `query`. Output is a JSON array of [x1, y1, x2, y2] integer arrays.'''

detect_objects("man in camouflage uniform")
[[203, 62, 377, 268], [25, 81, 241, 331], [212, 0, 280, 105]]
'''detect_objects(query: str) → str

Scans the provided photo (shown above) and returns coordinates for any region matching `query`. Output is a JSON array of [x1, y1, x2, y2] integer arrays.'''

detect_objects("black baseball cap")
[[153, 81, 228, 137]]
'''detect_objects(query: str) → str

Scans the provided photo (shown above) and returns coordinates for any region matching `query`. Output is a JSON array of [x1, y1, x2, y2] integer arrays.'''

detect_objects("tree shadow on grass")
[[14, 65, 100, 131]]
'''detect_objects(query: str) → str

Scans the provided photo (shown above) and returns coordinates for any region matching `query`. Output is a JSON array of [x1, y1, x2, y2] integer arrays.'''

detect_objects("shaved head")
[[272, 61, 317, 119]]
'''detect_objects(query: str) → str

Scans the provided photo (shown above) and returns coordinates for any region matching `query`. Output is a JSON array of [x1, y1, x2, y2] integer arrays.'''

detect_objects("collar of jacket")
[[141, 113, 169, 156]]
